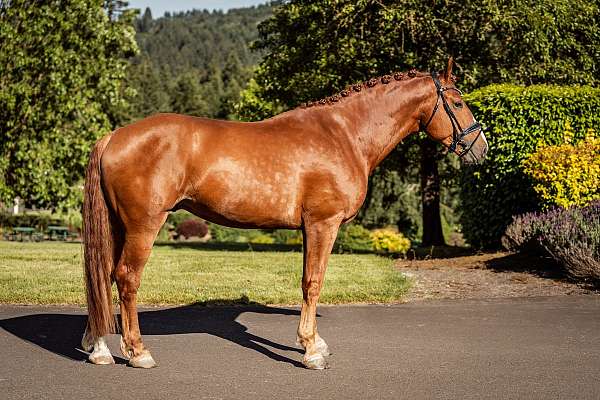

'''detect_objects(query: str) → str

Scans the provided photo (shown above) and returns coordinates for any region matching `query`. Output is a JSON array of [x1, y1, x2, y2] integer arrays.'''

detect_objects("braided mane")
[[299, 68, 429, 108]]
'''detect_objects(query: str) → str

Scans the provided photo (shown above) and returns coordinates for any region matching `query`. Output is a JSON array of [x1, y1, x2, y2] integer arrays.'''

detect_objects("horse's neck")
[[333, 78, 430, 174]]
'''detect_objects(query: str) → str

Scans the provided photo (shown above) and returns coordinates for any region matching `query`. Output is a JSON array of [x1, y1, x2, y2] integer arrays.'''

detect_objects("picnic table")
[[2, 225, 77, 242], [47, 226, 69, 241], [8, 227, 43, 242]]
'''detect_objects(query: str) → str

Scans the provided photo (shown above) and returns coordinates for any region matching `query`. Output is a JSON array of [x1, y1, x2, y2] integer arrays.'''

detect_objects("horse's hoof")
[[303, 353, 328, 370], [88, 351, 115, 365], [315, 337, 331, 357], [129, 351, 157, 369]]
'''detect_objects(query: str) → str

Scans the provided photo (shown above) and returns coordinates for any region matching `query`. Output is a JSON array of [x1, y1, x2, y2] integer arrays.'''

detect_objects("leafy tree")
[[0, 0, 138, 209], [120, 56, 170, 121], [118, 4, 274, 124], [220, 52, 250, 119], [170, 72, 211, 117], [104, 0, 129, 20], [237, 0, 600, 245], [137, 6, 153, 32]]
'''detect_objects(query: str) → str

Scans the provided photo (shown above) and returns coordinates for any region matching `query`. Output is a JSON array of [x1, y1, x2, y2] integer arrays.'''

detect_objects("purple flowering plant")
[[502, 201, 600, 284]]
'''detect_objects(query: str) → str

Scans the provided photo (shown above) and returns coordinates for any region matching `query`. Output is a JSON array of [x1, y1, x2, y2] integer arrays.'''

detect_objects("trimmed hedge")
[[461, 84, 600, 248]]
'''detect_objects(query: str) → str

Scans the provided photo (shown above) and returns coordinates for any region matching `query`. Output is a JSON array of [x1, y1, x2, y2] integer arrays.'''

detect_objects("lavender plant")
[[502, 201, 600, 284]]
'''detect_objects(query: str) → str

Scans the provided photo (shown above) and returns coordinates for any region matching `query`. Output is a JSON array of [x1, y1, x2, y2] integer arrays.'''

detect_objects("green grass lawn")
[[0, 241, 409, 305]]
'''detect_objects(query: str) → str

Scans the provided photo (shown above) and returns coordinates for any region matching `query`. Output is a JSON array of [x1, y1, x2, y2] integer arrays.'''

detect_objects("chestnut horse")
[[81, 60, 487, 369]]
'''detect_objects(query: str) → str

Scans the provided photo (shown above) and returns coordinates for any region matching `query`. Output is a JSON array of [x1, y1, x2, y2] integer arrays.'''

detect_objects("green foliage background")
[[242, 0, 599, 112], [2, 0, 600, 249], [118, 5, 273, 123], [236, 0, 600, 244], [0, 0, 138, 209], [461, 84, 600, 247]]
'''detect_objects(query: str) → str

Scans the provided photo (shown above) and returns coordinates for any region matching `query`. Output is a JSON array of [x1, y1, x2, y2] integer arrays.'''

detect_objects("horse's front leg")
[[297, 214, 342, 369]]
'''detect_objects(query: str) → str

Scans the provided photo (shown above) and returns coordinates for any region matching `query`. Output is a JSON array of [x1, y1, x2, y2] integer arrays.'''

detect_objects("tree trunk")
[[420, 138, 445, 246]]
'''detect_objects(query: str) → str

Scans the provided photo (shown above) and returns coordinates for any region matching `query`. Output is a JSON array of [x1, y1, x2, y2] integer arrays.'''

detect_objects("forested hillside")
[[118, 3, 273, 124]]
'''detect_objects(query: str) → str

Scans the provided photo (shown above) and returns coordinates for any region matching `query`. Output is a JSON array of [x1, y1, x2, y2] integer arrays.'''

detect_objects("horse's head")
[[421, 58, 488, 164]]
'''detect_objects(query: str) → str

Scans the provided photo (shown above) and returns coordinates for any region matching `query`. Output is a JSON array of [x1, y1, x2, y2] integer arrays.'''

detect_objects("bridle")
[[422, 72, 483, 158]]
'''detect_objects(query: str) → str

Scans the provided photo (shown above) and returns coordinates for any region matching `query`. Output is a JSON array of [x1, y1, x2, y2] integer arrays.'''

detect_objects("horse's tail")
[[83, 134, 116, 339]]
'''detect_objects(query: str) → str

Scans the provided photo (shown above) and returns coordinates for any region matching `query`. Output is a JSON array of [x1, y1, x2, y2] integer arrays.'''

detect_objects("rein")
[[422, 72, 483, 157]]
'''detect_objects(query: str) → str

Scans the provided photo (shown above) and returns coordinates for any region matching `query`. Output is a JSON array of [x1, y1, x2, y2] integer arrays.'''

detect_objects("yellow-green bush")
[[370, 228, 411, 254], [523, 129, 600, 208], [284, 231, 303, 245], [249, 234, 276, 244]]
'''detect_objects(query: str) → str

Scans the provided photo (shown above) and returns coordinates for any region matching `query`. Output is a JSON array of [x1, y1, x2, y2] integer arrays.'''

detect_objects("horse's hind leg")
[[114, 214, 166, 368], [82, 326, 114, 364], [297, 213, 342, 369]]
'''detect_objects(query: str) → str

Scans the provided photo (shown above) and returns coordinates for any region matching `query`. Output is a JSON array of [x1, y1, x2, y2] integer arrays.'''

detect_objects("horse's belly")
[[184, 168, 302, 229]]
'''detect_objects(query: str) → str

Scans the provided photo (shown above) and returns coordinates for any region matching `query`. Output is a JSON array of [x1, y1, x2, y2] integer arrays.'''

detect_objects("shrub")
[[176, 219, 209, 239], [501, 211, 542, 252], [461, 84, 600, 247], [335, 223, 373, 253], [370, 228, 411, 255], [54, 209, 83, 232], [522, 132, 600, 208], [156, 225, 171, 242], [272, 229, 303, 245], [209, 224, 246, 242], [249, 234, 275, 244], [167, 210, 196, 228], [0, 211, 62, 231], [502, 201, 600, 284], [209, 224, 276, 243]]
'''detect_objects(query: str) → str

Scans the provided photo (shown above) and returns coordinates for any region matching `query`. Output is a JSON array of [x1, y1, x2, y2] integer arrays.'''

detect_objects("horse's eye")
[[454, 101, 463, 109]]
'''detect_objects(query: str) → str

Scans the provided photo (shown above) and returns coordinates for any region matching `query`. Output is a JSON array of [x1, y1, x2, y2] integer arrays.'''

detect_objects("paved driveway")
[[1, 296, 599, 399]]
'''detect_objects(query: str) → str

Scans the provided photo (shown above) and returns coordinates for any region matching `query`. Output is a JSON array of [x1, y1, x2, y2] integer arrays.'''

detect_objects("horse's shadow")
[[0, 299, 305, 368]]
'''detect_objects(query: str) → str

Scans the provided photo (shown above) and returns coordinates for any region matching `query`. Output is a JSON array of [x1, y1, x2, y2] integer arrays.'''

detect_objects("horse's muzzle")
[[460, 130, 488, 165]]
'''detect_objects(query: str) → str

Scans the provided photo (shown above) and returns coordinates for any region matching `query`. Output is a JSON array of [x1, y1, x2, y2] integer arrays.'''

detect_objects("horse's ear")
[[444, 57, 454, 81]]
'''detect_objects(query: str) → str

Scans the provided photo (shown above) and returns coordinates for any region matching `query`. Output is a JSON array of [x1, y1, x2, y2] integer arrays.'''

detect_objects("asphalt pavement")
[[1, 295, 599, 400]]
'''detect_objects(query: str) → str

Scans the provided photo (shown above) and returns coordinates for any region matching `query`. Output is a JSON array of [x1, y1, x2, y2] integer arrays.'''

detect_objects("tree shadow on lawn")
[[0, 299, 306, 368]]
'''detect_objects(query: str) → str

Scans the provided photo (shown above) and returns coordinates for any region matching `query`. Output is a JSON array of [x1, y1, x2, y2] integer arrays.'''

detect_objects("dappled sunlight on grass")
[[0, 242, 409, 305]]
